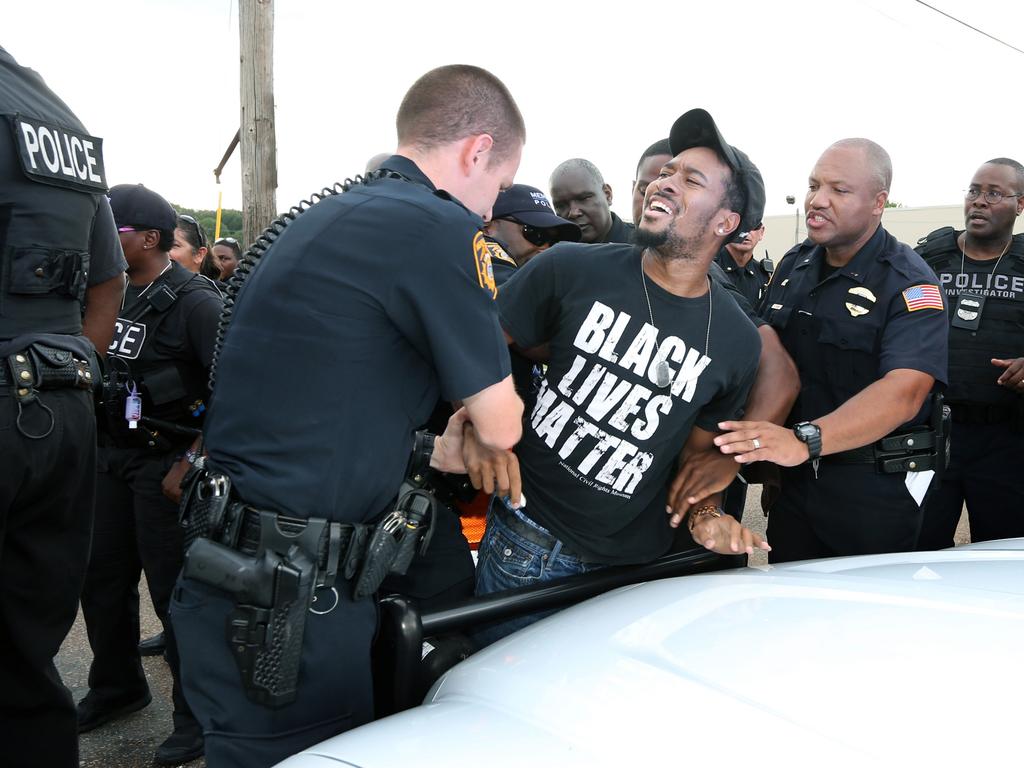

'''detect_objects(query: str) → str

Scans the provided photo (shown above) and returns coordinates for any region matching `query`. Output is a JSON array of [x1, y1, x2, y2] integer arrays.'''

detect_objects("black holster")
[[182, 511, 321, 708]]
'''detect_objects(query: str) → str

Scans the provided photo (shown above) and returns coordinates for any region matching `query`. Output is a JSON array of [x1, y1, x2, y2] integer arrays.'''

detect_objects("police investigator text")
[[938, 271, 1024, 300]]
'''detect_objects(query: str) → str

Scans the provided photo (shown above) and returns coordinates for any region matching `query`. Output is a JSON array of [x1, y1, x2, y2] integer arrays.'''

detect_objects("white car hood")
[[278, 540, 1024, 767]]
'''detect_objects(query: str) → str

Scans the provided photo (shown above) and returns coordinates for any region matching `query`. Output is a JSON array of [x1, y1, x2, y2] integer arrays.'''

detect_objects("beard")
[[634, 209, 714, 260]]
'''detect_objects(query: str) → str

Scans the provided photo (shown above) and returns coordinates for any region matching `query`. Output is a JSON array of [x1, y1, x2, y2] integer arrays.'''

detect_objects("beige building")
[[755, 204, 1024, 264]]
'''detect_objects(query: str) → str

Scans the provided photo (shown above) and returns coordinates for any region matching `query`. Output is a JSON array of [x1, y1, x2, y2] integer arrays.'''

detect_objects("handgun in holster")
[[179, 470, 241, 550], [182, 511, 323, 708]]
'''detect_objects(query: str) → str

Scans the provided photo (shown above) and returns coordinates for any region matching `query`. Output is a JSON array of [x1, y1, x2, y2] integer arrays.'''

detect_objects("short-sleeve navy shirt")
[[761, 225, 948, 425], [204, 156, 511, 522]]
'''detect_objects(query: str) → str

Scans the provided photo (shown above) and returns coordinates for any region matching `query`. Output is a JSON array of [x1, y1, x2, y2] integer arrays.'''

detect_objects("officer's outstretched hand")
[[690, 512, 770, 556], [462, 421, 523, 508], [992, 358, 1024, 393], [715, 421, 811, 467], [666, 448, 740, 528]]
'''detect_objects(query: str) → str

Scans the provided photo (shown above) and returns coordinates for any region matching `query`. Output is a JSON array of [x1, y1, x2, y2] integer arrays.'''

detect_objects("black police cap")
[[108, 183, 177, 234]]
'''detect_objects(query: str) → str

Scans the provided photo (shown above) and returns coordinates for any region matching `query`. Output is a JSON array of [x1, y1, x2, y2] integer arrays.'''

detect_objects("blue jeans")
[[471, 497, 603, 648]]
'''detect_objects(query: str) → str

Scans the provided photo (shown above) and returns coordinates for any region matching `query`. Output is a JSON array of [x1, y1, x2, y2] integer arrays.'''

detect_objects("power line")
[[914, 1, 1024, 55]]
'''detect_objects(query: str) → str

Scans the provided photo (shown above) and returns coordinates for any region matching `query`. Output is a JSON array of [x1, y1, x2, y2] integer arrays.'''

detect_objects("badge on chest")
[[951, 292, 985, 330]]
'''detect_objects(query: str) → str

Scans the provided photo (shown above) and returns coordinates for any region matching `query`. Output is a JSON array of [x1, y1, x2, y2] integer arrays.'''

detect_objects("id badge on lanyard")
[[950, 290, 983, 331], [951, 292, 985, 330]]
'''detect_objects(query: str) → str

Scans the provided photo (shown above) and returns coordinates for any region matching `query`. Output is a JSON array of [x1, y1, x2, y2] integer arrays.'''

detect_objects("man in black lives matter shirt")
[[469, 109, 770, 645]]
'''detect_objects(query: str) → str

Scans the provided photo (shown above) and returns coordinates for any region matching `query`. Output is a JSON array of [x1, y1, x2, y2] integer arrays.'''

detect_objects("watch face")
[[795, 423, 819, 442]]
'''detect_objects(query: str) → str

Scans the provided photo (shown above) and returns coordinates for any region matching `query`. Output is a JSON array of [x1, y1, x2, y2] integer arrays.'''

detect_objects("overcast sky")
[[4, 0, 1022, 222]]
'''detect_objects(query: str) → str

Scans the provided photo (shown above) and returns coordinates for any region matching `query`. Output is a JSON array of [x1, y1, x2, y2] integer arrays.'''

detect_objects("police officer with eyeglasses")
[[0, 46, 126, 768], [916, 158, 1024, 548]]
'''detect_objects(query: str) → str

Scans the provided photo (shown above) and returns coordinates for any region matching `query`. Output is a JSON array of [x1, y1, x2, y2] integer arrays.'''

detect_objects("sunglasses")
[[215, 237, 239, 246], [178, 214, 207, 248], [520, 224, 557, 248]]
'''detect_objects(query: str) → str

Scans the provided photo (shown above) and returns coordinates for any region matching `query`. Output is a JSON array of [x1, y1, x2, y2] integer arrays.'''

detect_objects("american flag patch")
[[902, 284, 944, 312]]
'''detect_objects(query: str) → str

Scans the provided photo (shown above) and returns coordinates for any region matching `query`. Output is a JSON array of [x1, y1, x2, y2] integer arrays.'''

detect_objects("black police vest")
[[1, 114, 108, 341], [917, 228, 1024, 405], [103, 263, 214, 446]]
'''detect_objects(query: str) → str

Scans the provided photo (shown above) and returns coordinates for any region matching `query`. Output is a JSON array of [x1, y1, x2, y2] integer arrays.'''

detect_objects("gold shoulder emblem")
[[472, 231, 497, 299], [485, 238, 517, 266]]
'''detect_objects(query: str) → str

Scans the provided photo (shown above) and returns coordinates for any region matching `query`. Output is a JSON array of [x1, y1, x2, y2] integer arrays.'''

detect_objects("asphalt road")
[[57, 491, 971, 767]]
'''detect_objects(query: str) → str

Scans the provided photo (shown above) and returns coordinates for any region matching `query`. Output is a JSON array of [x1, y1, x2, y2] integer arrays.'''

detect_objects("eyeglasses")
[[215, 237, 238, 246], [178, 214, 207, 248], [965, 188, 1023, 205]]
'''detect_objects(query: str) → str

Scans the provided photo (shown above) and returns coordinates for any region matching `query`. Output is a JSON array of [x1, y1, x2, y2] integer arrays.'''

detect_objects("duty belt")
[[491, 498, 591, 562], [948, 402, 1014, 425], [230, 507, 370, 590], [825, 427, 940, 473]]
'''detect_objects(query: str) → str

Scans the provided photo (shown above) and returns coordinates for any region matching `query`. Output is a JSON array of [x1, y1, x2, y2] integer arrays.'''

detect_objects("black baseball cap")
[[668, 108, 765, 239], [492, 184, 581, 242], [108, 183, 177, 234]]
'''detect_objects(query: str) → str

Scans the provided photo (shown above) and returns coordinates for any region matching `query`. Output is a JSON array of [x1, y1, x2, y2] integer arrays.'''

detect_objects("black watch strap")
[[793, 421, 822, 461]]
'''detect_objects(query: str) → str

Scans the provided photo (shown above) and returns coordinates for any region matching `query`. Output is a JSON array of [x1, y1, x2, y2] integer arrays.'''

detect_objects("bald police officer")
[[718, 138, 948, 562], [0, 47, 125, 768], [171, 65, 526, 768]]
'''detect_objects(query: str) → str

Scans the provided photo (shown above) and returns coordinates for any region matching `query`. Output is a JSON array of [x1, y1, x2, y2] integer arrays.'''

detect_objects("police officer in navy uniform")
[[76, 184, 222, 764], [716, 138, 948, 562], [170, 65, 526, 768], [916, 158, 1024, 548], [0, 47, 126, 768], [714, 222, 773, 308]]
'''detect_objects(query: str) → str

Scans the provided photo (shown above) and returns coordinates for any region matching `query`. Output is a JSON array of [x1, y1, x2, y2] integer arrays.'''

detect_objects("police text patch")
[[10, 114, 107, 192], [108, 318, 147, 359]]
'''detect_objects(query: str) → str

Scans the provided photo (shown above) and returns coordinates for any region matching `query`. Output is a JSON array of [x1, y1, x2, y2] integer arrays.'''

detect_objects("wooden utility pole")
[[239, 0, 277, 246]]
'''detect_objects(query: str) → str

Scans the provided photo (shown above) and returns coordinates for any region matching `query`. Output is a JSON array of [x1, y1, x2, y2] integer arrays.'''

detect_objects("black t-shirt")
[[488, 237, 540, 403], [499, 242, 761, 564], [205, 156, 511, 523], [603, 212, 635, 244]]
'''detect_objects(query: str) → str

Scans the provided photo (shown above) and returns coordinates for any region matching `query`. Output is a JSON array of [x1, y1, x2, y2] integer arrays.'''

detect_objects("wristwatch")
[[792, 421, 822, 461]]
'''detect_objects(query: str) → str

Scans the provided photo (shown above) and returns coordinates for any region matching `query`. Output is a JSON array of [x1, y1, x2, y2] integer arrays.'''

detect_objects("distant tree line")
[[171, 203, 244, 244]]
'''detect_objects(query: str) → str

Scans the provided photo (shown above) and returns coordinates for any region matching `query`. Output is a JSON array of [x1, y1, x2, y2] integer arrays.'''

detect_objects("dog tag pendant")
[[125, 384, 142, 429], [654, 359, 672, 389]]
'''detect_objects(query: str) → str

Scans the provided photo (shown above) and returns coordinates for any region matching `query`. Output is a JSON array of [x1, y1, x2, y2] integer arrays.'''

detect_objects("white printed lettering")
[[19, 123, 40, 170], [573, 301, 616, 353], [535, 402, 575, 447], [618, 323, 658, 376], [630, 394, 673, 440], [38, 127, 60, 173], [597, 311, 631, 363], [83, 140, 102, 183]]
